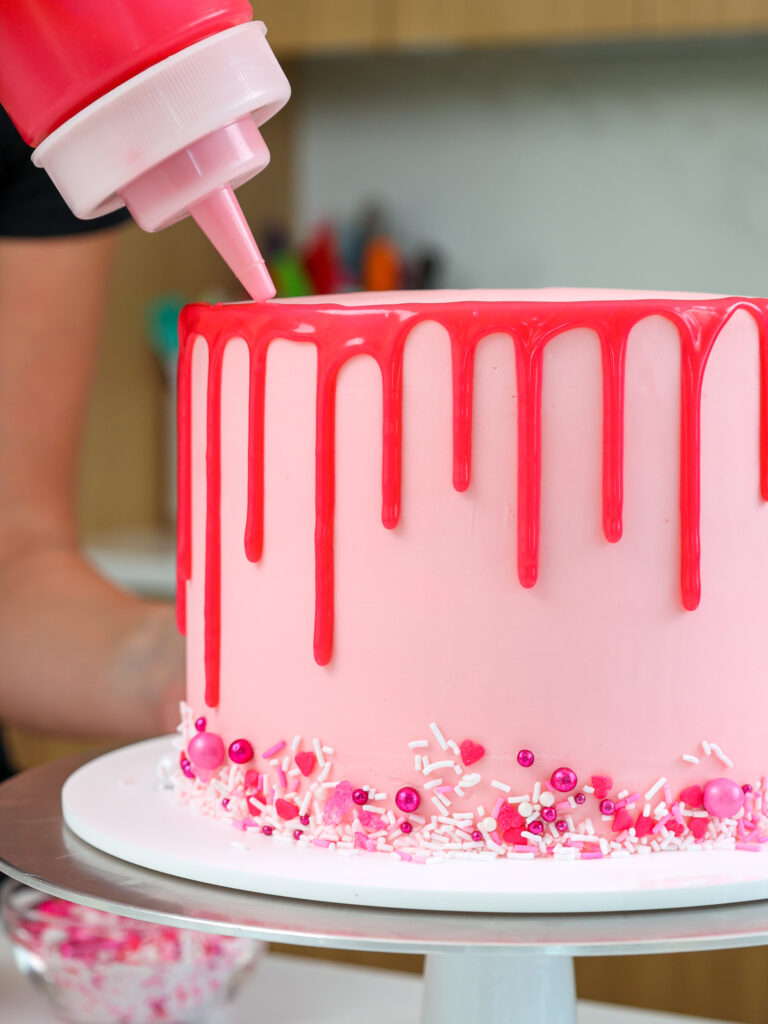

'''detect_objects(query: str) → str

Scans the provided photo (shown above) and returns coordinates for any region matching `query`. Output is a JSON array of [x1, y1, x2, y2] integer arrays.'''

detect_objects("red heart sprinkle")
[[634, 814, 654, 838], [612, 808, 633, 833], [679, 785, 703, 808], [244, 770, 260, 789], [497, 804, 524, 831], [275, 798, 299, 821], [590, 775, 613, 800], [295, 752, 316, 777], [689, 817, 709, 840], [460, 740, 486, 766], [667, 821, 685, 837], [502, 827, 527, 845]]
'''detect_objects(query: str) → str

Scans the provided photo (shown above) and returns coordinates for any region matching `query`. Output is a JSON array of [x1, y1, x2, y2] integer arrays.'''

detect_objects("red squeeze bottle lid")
[[0, 9, 289, 302]]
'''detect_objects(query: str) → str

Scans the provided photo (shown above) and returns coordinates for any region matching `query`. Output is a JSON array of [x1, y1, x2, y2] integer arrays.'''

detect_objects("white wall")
[[294, 39, 768, 293]]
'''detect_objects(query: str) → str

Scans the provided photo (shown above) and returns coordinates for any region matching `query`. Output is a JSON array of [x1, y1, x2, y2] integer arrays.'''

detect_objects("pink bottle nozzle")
[[121, 115, 276, 301], [190, 186, 274, 302]]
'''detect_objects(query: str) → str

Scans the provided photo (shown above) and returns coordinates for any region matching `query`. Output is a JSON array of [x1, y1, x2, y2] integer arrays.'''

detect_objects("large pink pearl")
[[188, 731, 225, 771], [395, 786, 421, 813], [228, 739, 254, 764], [551, 767, 577, 792], [702, 778, 744, 819]]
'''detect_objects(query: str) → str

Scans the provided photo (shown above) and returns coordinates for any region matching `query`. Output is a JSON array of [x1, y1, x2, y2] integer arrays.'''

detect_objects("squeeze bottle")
[[0, 2, 290, 301]]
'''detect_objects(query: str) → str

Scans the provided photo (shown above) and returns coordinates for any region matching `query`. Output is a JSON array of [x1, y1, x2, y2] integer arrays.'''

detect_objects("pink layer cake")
[[175, 289, 768, 861]]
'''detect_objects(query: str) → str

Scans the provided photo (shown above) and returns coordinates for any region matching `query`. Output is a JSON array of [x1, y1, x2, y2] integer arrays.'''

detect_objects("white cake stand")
[[4, 751, 768, 1024]]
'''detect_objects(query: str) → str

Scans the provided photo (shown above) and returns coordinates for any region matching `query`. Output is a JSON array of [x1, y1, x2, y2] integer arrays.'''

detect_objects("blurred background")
[[10, 3, 768, 1020]]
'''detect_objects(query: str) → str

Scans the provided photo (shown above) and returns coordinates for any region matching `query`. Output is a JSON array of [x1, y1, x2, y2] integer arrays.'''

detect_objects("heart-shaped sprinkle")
[[275, 798, 299, 821], [611, 808, 633, 833], [634, 814, 654, 838], [295, 751, 316, 777], [497, 804, 524, 832], [679, 785, 703, 808], [502, 827, 527, 845], [590, 775, 613, 800], [460, 740, 485, 766], [244, 770, 260, 789], [689, 817, 708, 840]]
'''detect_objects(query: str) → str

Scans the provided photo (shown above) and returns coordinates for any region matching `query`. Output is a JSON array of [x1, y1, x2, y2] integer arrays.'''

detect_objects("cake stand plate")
[[5, 753, 768, 1024], [60, 737, 768, 914]]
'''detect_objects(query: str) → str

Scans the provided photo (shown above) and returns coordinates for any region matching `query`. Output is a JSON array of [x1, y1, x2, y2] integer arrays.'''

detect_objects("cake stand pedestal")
[[3, 755, 768, 1024]]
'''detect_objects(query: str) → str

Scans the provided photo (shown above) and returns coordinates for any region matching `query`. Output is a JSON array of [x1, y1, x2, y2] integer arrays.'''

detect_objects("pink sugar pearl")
[[228, 739, 254, 764], [555, 820, 568, 833], [352, 788, 368, 805], [541, 807, 557, 822], [551, 767, 577, 793], [517, 749, 535, 768], [395, 787, 421, 813], [187, 731, 225, 771], [703, 778, 744, 819], [400, 821, 412, 834]]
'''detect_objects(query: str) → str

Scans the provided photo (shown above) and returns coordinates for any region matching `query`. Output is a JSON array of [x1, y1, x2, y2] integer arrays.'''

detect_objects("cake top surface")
[[276, 287, 727, 307]]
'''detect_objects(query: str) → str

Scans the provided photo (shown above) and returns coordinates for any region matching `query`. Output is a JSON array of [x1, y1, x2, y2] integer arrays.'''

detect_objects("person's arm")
[[0, 230, 183, 737]]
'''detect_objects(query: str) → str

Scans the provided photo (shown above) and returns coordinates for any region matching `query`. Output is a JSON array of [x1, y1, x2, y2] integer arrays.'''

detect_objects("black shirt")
[[0, 104, 131, 237]]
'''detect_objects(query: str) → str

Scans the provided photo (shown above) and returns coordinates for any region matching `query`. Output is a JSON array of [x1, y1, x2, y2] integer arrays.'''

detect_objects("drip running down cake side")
[[174, 289, 768, 861]]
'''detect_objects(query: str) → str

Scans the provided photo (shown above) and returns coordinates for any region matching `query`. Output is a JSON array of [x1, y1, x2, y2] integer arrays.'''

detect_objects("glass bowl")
[[1, 880, 263, 1023]]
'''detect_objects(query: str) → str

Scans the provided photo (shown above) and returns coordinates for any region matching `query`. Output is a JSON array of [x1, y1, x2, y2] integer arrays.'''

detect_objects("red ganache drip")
[[176, 297, 768, 708]]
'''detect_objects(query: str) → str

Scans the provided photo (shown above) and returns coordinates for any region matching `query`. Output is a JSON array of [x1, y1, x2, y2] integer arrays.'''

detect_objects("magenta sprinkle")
[[261, 826, 273, 836], [551, 767, 578, 793], [599, 798, 615, 815], [575, 793, 586, 804], [221, 798, 229, 809], [352, 788, 368, 805], [555, 820, 568, 833], [744, 784, 754, 793], [262, 740, 286, 760], [528, 820, 544, 835], [400, 821, 413, 834], [541, 807, 557, 822], [300, 814, 310, 826], [517, 749, 535, 768], [395, 786, 421, 813], [187, 731, 225, 771], [293, 829, 303, 840], [194, 716, 207, 732], [228, 738, 254, 764], [471, 830, 483, 842], [179, 755, 195, 780]]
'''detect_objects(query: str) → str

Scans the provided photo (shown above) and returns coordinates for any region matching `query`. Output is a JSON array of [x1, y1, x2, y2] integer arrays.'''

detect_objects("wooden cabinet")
[[256, 0, 768, 55]]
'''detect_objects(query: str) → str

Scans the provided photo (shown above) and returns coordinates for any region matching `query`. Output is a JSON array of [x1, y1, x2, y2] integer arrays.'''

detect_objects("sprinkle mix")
[[175, 706, 768, 862]]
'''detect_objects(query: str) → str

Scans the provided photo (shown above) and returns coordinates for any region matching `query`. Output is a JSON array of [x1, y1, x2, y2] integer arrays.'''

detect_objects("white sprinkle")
[[710, 743, 734, 769], [532, 781, 541, 804], [424, 778, 443, 790], [476, 805, 486, 818], [288, 767, 300, 777], [568, 796, 577, 809], [408, 739, 429, 749], [269, 758, 280, 766], [599, 838, 609, 855], [363, 804, 386, 814], [521, 830, 539, 842], [453, 812, 474, 820], [617, 790, 629, 800], [424, 760, 455, 775], [447, 740, 460, 756], [430, 722, 450, 750], [539, 792, 555, 808], [282, 756, 290, 772], [454, 787, 465, 797], [460, 773, 481, 788], [682, 754, 700, 765], [643, 803, 651, 817], [645, 776, 666, 800], [491, 780, 511, 793], [313, 738, 326, 768], [323, 746, 335, 755], [518, 801, 533, 817], [431, 795, 450, 813], [317, 762, 331, 783], [582, 785, 595, 794], [320, 781, 337, 789], [567, 816, 576, 833], [701, 740, 712, 756], [414, 755, 423, 771], [454, 765, 463, 775], [375, 792, 387, 801], [410, 814, 426, 825]]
